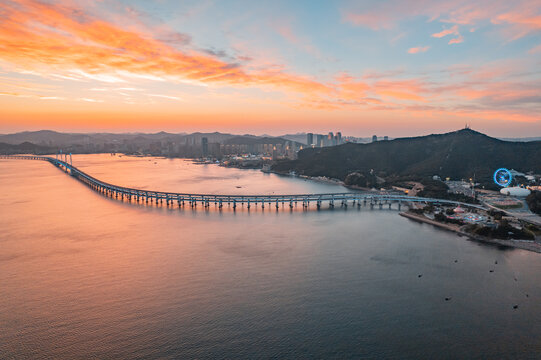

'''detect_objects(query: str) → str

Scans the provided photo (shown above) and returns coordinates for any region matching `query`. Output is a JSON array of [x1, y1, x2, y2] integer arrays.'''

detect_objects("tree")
[[526, 191, 541, 215]]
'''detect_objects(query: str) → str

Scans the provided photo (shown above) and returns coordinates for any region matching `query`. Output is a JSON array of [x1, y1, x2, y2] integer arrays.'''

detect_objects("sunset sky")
[[1, 0, 540, 137]]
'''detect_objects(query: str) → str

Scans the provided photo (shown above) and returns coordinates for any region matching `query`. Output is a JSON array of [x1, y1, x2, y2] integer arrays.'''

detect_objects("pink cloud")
[[448, 35, 464, 44], [274, 22, 322, 59], [342, 12, 394, 30], [343, 0, 541, 42], [408, 46, 430, 54], [528, 43, 541, 53], [432, 25, 459, 38]]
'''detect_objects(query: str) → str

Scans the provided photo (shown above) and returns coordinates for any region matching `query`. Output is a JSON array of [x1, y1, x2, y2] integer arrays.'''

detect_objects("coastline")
[[399, 211, 541, 254]]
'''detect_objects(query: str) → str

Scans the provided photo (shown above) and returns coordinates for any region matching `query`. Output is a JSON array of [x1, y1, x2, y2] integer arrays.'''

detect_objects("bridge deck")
[[0, 155, 486, 210]]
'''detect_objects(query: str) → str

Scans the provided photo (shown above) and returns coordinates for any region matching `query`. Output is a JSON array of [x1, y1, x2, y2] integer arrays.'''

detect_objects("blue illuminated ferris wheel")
[[493, 168, 512, 187]]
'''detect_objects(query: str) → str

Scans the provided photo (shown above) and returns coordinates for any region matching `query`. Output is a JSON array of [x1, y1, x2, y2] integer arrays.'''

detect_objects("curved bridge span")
[[1, 155, 486, 211]]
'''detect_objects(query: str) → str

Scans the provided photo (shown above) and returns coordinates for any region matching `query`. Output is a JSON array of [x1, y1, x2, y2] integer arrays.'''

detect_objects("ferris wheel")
[[493, 168, 512, 187]]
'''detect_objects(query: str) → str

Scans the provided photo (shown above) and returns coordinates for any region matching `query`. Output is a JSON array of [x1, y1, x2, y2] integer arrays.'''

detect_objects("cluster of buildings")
[[305, 132, 390, 147], [372, 135, 389, 142], [306, 132, 343, 147], [21, 130, 386, 160]]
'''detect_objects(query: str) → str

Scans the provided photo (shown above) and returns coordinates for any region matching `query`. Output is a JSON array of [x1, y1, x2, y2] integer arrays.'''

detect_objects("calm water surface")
[[1, 154, 540, 359]]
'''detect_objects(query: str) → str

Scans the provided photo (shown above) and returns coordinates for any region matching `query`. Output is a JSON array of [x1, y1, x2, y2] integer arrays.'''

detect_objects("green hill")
[[272, 129, 541, 185]]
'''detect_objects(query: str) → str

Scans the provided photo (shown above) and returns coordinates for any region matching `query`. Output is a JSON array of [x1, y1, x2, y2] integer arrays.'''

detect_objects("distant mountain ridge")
[[0, 130, 300, 146], [272, 128, 541, 183], [0, 130, 231, 146]]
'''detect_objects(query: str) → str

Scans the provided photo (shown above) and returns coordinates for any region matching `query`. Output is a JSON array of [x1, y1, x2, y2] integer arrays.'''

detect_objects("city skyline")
[[0, 0, 540, 137]]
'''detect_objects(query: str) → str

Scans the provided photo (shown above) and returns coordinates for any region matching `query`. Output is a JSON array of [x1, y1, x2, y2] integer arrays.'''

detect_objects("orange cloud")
[[373, 79, 429, 102], [378, 90, 425, 102], [0, 0, 332, 99], [0, 0, 538, 131]]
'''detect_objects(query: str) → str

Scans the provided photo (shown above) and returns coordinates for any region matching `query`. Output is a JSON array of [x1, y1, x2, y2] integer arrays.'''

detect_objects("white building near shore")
[[500, 187, 531, 197]]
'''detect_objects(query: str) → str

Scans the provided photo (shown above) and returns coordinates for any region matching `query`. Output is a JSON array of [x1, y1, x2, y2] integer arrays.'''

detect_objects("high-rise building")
[[383, 136, 389, 141], [316, 134, 324, 147], [372, 135, 378, 142], [336, 132, 342, 144], [201, 137, 208, 156], [327, 132, 334, 146], [307, 133, 314, 146]]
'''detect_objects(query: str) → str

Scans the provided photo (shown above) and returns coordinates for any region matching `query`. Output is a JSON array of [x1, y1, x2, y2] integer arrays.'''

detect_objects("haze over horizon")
[[1, 0, 540, 137]]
